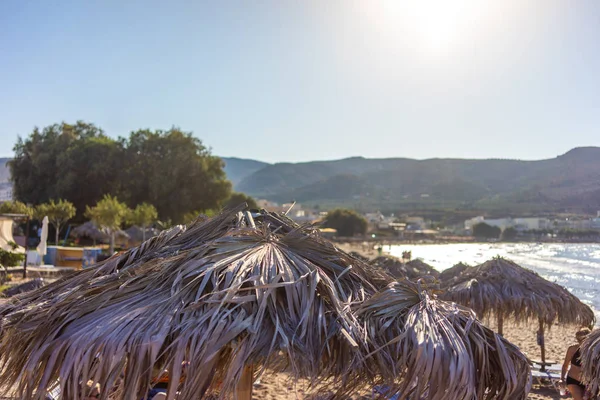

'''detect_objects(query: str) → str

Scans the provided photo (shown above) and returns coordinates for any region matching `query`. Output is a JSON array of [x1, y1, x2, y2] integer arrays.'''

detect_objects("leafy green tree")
[[10, 121, 108, 209], [323, 209, 368, 237], [500, 227, 518, 241], [127, 203, 158, 242], [35, 199, 77, 245], [57, 135, 124, 216], [85, 195, 130, 254], [11, 123, 231, 224], [0, 200, 33, 217], [120, 128, 231, 223], [472, 222, 501, 239], [223, 192, 258, 210]]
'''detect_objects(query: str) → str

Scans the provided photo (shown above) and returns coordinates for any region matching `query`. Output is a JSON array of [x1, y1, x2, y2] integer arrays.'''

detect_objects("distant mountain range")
[[3, 149, 600, 214], [224, 147, 600, 214], [221, 157, 270, 186]]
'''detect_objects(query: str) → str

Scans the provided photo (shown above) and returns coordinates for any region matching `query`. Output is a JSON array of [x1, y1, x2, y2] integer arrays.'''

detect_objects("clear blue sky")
[[1, 1, 599, 163]]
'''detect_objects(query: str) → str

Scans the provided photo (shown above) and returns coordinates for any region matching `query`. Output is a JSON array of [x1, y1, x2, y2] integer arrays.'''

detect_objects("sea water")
[[387, 243, 600, 324]]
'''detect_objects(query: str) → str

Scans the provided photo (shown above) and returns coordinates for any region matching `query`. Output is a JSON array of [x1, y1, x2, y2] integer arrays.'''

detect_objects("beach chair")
[[531, 370, 562, 392], [531, 359, 558, 372]]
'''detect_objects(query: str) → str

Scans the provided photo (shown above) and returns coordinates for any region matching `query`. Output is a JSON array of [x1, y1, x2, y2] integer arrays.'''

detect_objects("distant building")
[[465, 216, 550, 232], [513, 218, 551, 231]]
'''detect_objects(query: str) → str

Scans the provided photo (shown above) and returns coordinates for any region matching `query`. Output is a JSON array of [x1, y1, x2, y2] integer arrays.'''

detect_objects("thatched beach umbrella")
[[355, 280, 532, 399], [71, 221, 129, 244], [439, 262, 470, 283], [441, 257, 595, 366], [0, 209, 381, 399], [581, 328, 600, 396], [371, 256, 439, 280]]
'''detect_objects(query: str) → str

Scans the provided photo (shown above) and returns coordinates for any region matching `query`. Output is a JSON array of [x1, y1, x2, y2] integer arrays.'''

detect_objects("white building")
[[513, 218, 551, 231], [464, 216, 550, 232]]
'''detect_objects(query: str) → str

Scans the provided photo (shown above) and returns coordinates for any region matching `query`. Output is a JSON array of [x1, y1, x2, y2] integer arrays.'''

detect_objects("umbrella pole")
[[236, 364, 253, 400], [497, 311, 503, 336], [537, 317, 546, 370]]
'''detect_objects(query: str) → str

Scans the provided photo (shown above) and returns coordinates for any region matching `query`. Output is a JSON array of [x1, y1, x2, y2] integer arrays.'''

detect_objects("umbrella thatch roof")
[[0, 211, 534, 400], [124, 225, 159, 243], [582, 328, 600, 396], [440, 257, 595, 327], [355, 280, 532, 399], [371, 256, 439, 280], [0, 210, 381, 399], [71, 221, 129, 242], [439, 262, 471, 283]]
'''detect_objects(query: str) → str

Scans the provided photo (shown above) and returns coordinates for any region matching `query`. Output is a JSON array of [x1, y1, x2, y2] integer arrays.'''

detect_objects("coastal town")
[[257, 199, 600, 242]]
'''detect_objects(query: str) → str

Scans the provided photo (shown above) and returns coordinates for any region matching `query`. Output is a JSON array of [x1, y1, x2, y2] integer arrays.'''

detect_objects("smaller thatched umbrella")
[[371, 256, 439, 280], [355, 280, 532, 399], [441, 257, 595, 366], [581, 328, 600, 396], [71, 221, 129, 246], [439, 262, 470, 283]]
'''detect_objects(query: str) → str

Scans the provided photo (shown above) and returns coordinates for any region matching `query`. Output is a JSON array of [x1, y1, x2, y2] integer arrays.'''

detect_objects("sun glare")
[[375, 0, 487, 55]]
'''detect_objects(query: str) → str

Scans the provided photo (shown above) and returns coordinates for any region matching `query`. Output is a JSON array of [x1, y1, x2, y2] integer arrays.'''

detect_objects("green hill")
[[236, 147, 600, 214]]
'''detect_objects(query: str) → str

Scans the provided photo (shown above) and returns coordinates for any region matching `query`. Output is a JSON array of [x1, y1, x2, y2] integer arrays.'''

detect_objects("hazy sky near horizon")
[[1, 1, 600, 163]]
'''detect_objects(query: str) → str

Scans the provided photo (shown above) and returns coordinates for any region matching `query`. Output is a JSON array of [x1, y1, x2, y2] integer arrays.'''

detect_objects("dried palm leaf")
[[581, 328, 600, 396], [356, 280, 532, 400]]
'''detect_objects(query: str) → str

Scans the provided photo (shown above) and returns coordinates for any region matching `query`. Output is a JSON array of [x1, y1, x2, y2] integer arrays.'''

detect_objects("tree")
[[120, 128, 232, 223], [10, 121, 110, 211], [0, 200, 33, 218], [472, 222, 501, 239], [500, 227, 518, 241], [57, 135, 124, 216], [85, 195, 130, 254], [10, 122, 232, 223], [223, 192, 258, 210], [35, 199, 77, 245], [323, 209, 368, 237], [128, 203, 158, 242]]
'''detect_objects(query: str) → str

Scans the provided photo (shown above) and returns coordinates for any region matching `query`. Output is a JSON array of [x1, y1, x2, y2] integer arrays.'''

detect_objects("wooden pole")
[[236, 365, 253, 400], [538, 317, 546, 371], [22, 216, 30, 279], [497, 311, 503, 336]]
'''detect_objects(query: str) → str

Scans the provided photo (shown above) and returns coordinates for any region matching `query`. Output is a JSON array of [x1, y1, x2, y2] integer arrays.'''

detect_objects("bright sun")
[[374, 0, 487, 54]]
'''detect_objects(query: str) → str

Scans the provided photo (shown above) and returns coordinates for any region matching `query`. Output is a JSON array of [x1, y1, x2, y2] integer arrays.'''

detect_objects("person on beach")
[[560, 327, 591, 400]]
